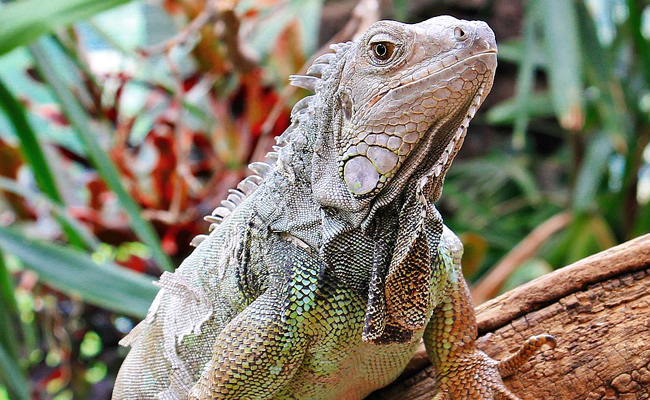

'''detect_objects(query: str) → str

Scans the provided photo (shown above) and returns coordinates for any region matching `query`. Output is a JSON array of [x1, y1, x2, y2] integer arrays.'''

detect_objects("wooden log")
[[369, 234, 650, 399]]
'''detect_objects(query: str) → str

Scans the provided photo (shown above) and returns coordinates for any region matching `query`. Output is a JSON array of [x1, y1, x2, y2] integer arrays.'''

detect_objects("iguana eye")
[[454, 26, 469, 41], [371, 42, 395, 61]]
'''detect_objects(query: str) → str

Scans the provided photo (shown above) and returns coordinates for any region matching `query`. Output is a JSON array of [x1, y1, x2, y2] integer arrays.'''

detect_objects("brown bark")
[[369, 234, 650, 399]]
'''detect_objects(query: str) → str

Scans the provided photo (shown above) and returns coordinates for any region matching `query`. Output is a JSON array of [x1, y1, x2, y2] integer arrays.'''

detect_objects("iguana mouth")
[[340, 51, 497, 198]]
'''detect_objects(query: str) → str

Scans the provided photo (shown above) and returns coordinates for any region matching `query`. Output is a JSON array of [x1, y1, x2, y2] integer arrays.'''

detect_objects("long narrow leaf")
[[511, 4, 539, 150], [0, 0, 133, 57], [29, 41, 174, 271], [0, 343, 29, 400], [0, 305, 19, 366], [0, 227, 158, 318], [535, 0, 584, 131], [494, 40, 548, 67], [0, 79, 59, 202], [0, 249, 21, 364], [0, 249, 18, 315], [573, 132, 612, 213], [0, 77, 88, 249], [486, 93, 555, 125], [576, 2, 629, 140], [626, 0, 650, 85]]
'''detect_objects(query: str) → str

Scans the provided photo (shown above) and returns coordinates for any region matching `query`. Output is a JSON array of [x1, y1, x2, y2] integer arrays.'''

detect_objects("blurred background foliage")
[[0, 0, 648, 398]]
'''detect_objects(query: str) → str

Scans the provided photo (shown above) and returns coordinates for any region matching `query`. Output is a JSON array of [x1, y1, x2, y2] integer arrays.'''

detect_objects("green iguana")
[[113, 15, 555, 399]]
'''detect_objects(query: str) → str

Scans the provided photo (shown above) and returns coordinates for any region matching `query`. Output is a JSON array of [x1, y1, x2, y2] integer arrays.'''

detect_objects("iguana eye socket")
[[371, 42, 395, 61], [454, 26, 469, 41]]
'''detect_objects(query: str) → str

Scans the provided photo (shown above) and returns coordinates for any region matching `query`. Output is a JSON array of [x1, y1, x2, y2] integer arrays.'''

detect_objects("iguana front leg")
[[188, 289, 309, 399], [425, 231, 555, 399], [188, 243, 321, 399]]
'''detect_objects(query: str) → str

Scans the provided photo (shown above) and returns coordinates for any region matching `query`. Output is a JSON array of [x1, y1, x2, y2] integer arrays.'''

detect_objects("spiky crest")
[[190, 43, 350, 246]]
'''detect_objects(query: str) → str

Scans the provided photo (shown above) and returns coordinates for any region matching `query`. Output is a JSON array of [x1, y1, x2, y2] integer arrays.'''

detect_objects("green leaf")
[[563, 215, 614, 263], [0, 227, 158, 318], [535, 0, 585, 131], [626, 0, 650, 85], [392, 0, 408, 22], [496, 40, 548, 67], [0, 249, 18, 316], [294, 0, 323, 55], [486, 93, 555, 125], [634, 195, 650, 238], [511, 4, 540, 150], [576, 1, 629, 141], [0, 249, 21, 365], [0, 0, 134, 57], [509, 162, 543, 205], [501, 258, 553, 293], [0, 78, 58, 202], [29, 41, 174, 272], [573, 132, 612, 213], [0, 343, 29, 400], [249, 0, 322, 57], [0, 76, 88, 249]]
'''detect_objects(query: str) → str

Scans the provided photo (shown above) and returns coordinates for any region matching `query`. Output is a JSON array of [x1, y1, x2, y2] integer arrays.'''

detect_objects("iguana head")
[[311, 16, 497, 218]]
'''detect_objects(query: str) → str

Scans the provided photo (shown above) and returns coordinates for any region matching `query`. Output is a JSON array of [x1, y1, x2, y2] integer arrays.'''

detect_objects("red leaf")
[[118, 254, 147, 273], [0, 139, 34, 219]]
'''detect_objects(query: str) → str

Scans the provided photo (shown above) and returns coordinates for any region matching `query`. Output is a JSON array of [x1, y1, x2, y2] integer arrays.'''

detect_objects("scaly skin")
[[113, 16, 554, 400]]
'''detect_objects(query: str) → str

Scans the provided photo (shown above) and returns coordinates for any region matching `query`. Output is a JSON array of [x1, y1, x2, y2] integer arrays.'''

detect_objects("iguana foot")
[[432, 334, 556, 400]]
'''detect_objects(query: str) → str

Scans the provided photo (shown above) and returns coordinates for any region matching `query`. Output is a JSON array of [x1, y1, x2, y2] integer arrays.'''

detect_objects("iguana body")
[[113, 16, 554, 399]]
